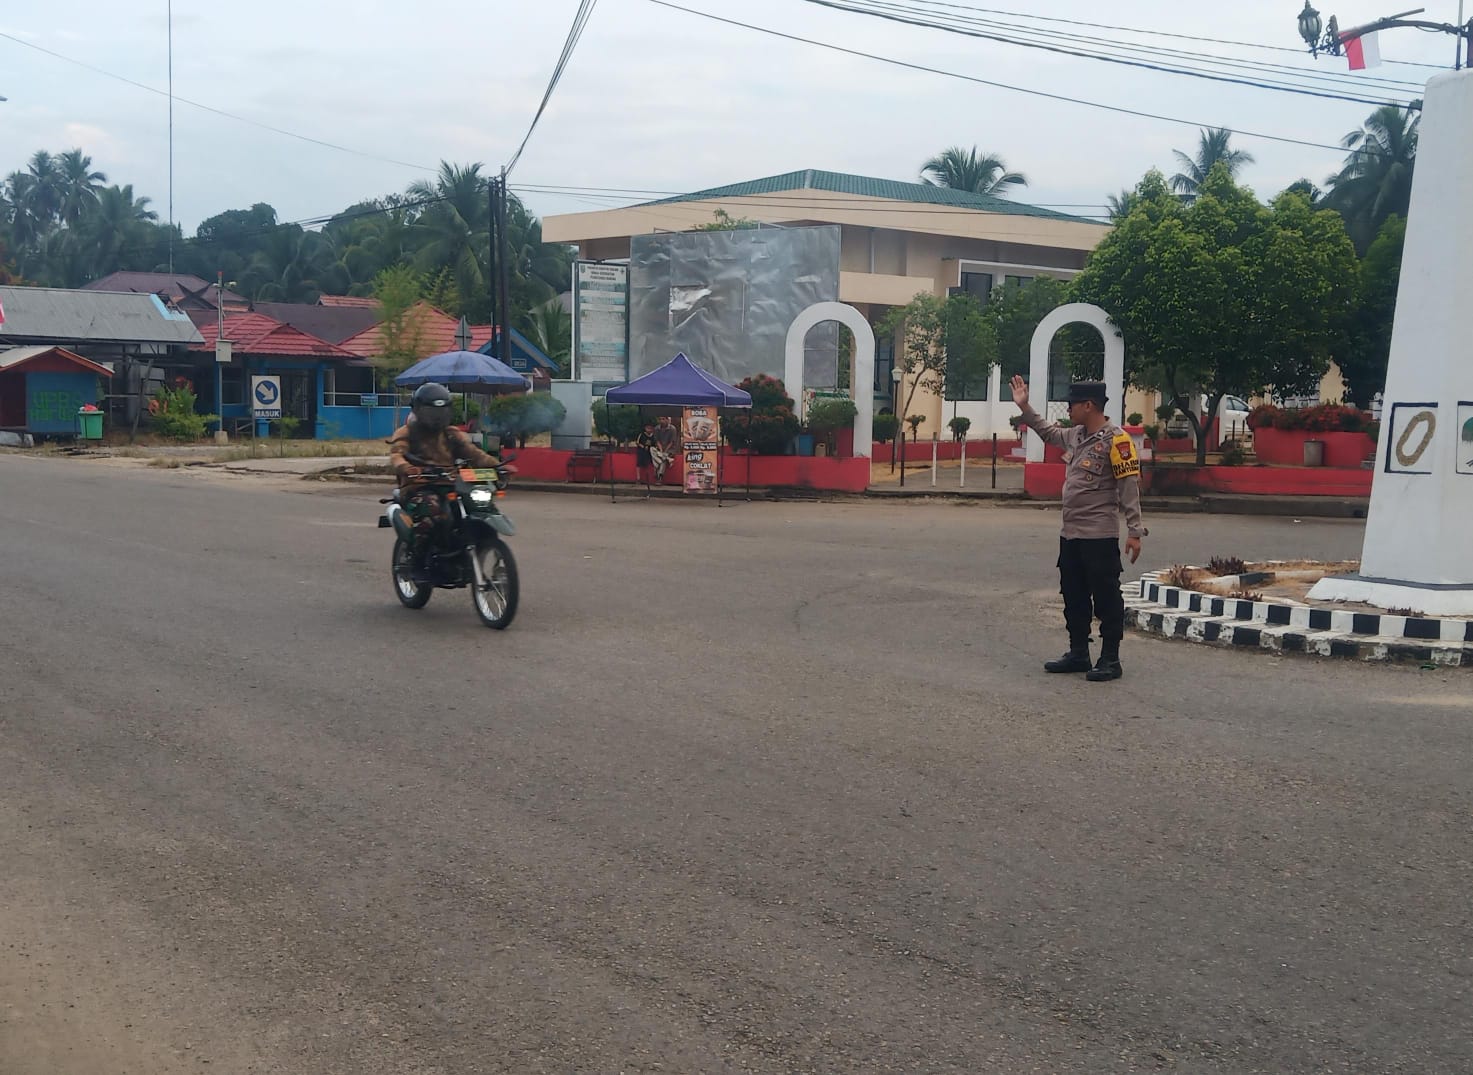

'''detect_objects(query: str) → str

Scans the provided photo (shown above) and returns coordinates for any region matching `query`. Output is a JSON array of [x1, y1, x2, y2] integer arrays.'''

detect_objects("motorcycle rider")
[[389, 382, 501, 580]]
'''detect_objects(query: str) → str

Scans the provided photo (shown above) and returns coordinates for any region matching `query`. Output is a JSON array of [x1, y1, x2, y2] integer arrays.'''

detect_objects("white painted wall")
[[1025, 304, 1124, 463], [1354, 70, 1473, 588], [784, 302, 876, 457]]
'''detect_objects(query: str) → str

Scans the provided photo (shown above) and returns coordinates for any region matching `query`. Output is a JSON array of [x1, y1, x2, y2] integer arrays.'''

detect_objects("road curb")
[[1126, 568, 1473, 667]]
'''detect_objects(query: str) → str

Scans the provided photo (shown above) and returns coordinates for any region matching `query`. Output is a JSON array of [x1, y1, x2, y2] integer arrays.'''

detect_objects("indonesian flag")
[[1341, 29, 1381, 70], [0, 297, 6, 327]]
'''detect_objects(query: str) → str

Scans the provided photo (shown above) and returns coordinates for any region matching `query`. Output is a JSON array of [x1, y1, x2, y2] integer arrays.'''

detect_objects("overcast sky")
[[0, 0, 1456, 236]]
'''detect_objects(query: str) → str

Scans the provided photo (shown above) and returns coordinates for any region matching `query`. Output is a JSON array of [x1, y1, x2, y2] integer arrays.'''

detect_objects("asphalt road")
[[1, 454, 1468, 1074]]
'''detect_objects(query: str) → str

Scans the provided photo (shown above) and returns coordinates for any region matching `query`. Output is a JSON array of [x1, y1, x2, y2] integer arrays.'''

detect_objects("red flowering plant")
[[1248, 403, 1373, 432], [1246, 404, 1281, 431], [722, 374, 801, 455]]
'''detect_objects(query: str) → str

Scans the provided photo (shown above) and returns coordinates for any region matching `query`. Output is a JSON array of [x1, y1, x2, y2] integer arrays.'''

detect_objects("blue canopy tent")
[[603, 352, 753, 503]]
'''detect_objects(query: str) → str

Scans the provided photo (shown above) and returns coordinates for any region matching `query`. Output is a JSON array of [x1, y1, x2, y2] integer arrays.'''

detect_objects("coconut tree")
[[57, 149, 107, 227], [81, 184, 157, 280], [1324, 102, 1419, 253], [919, 146, 1027, 196], [407, 162, 490, 311], [1170, 128, 1255, 201], [1106, 188, 1139, 222], [519, 297, 572, 376]]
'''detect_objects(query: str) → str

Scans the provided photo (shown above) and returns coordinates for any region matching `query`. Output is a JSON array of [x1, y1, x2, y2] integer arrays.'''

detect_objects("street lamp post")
[[889, 363, 901, 483], [1297, 1, 1473, 67]]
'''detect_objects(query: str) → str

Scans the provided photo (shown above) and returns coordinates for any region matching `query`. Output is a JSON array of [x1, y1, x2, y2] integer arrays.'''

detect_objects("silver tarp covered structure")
[[628, 225, 840, 389]]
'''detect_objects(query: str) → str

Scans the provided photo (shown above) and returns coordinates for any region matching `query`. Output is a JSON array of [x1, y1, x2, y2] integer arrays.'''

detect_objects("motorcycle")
[[378, 454, 519, 629]]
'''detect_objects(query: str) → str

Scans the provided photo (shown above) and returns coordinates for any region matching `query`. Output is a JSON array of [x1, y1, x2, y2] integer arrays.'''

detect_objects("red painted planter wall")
[[1023, 462, 1373, 499], [876, 438, 1024, 462], [511, 446, 870, 492], [1250, 428, 1375, 468]]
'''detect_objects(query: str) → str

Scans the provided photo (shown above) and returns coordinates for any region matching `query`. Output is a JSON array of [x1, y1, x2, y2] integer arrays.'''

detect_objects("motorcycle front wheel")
[[391, 536, 433, 609], [472, 538, 519, 629]]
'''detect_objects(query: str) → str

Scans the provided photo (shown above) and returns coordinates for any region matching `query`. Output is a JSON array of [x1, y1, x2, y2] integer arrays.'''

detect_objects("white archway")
[[1025, 303, 1125, 462], [784, 302, 876, 458]]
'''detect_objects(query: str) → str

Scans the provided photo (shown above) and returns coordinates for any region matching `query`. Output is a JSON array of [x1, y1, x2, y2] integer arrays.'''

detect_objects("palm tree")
[[1170, 128, 1255, 201], [57, 149, 107, 227], [1105, 189, 1139, 222], [1282, 178, 1323, 206], [919, 146, 1027, 196], [1324, 103, 1419, 252], [81, 184, 156, 281], [520, 298, 572, 376], [407, 162, 490, 310]]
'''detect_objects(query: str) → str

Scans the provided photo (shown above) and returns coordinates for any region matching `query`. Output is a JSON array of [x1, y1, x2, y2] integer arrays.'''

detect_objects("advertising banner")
[[682, 406, 719, 494]]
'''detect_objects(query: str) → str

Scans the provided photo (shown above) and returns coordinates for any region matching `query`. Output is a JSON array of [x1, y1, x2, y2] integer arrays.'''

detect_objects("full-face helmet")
[[411, 382, 454, 431]]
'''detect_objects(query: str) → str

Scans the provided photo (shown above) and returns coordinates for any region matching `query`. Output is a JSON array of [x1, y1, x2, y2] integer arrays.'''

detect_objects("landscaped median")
[[1127, 563, 1473, 666]]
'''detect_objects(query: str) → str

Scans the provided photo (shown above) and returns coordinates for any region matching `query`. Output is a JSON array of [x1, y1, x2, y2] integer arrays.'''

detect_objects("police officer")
[[1010, 375, 1144, 682]]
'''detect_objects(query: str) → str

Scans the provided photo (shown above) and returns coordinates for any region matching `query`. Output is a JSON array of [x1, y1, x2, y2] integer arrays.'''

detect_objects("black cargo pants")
[[1057, 537, 1125, 650]]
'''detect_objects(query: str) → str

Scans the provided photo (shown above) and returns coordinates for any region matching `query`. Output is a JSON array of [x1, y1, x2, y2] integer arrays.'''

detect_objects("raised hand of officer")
[[1009, 374, 1030, 410]]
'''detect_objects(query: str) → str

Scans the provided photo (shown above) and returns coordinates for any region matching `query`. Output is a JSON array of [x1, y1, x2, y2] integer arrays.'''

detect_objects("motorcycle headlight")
[[468, 487, 494, 506]]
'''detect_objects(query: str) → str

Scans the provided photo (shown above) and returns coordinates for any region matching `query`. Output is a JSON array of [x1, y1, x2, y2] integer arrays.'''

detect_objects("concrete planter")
[[1250, 428, 1375, 469]]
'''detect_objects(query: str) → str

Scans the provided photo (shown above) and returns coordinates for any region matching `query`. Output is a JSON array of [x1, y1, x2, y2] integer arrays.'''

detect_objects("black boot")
[[1044, 647, 1092, 673], [1086, 642, 1123, 682]]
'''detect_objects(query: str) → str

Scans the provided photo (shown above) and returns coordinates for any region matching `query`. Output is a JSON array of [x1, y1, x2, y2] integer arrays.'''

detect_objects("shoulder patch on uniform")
[[1110, 431, 1140, 479]]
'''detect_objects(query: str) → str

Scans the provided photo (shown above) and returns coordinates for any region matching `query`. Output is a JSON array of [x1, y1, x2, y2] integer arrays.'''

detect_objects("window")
[[959, 271, 993, 304]]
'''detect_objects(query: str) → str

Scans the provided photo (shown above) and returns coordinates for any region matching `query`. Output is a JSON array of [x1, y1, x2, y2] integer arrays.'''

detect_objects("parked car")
[[1165, 395, 1251, 440]]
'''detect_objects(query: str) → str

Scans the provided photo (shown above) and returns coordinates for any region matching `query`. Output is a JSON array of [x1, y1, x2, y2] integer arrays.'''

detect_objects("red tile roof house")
[[191, 313, 379, 439], [338, 300, 559, 391]]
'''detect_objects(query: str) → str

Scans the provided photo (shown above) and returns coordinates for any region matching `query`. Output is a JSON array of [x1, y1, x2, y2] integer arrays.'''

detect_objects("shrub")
[[947, 415, 972, 441], [872, 412, 900, 443], [1246, 404, 1281, 431], [806, 398, 857, 434], [1219, 445, 1248, 466], [723, 374, 799, 454], [1162, 564, 1199, 589], [592, 400, 643, 445], [483, 392, 567, 447], [1250, 403, 1374, 433], [1127, 412, 1144, 426], [150, 384, 215, 441], [1207, 555, 1247, 576]]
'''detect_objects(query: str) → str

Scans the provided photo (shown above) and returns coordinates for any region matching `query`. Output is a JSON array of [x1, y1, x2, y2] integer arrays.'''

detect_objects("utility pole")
[[167, 0, 174, 273], [496, 168, 512, 368], [487, 179, 500, 359]]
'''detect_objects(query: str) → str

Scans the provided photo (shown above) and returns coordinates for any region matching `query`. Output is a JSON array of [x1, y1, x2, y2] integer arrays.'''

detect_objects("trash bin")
[[76, 407, 103, 441], [1303, 438, 1324, 467]]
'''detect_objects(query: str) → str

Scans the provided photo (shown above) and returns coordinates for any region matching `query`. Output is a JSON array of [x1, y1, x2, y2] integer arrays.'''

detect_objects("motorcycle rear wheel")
[[472, 538, 518, 629], [391, 536, 433, 609]]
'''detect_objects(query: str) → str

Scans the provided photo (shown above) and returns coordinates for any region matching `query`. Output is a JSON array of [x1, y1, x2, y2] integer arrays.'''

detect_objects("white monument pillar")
[[1025, 303, 1125, 462], [784, 302, 876, 458], [1310, 71, 1473, 615]]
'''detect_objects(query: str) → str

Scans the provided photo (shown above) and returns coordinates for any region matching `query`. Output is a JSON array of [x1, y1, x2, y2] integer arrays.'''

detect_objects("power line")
[[0, 30, 437, 174], [799, 0, 1419, 108], [505, 0, 601, 177], [834, 0, 1427, 93], [644, 0, 1362, 153], [841, 0, 1449, 70]]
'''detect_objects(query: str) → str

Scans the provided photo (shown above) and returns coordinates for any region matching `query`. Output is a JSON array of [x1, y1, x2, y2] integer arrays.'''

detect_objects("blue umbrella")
[[394, 349, 530, 392]]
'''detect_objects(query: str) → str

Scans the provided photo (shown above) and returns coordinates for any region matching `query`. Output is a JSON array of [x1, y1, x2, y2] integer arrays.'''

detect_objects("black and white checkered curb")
[[1126, 570, 1473, 666]]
